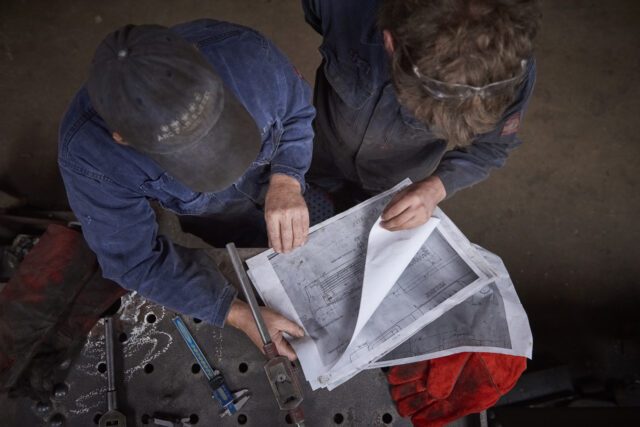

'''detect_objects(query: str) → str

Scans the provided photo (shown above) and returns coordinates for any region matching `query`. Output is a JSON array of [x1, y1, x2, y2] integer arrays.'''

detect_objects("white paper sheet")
[[348, 216, 440, 348]]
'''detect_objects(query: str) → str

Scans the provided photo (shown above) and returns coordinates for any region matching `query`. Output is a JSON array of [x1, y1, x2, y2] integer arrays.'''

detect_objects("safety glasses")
[[402, 45, 527, 100]]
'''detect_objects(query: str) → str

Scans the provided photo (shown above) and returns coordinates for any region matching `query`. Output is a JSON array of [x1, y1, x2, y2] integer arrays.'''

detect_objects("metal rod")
[[0, 214, 69, 227], [104, 317, 117, 410], [225, 243, 272, 346]]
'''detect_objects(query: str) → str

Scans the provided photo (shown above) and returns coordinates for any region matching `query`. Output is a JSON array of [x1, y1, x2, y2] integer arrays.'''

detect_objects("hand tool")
[[226, 243, 306, 427], [172, 316, 250, 417], [99, 316, 127, 427]]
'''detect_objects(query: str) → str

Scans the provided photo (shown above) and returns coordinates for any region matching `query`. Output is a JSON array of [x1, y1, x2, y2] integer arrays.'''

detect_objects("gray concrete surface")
[[0, 0, 639, 399]]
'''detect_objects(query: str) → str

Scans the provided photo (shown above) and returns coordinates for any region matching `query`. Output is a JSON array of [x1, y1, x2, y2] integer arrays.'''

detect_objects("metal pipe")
[[225, 243, 272, 346], [0, 213, 69, 227]]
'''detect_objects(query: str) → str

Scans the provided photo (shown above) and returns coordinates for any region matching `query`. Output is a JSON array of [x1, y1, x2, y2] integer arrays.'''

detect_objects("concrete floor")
[[1, 0, 639, 389]]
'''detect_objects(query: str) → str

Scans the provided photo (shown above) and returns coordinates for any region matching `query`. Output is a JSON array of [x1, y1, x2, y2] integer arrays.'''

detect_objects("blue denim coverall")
[[58, 20, 314, 326], [302, 0, 536, 196]]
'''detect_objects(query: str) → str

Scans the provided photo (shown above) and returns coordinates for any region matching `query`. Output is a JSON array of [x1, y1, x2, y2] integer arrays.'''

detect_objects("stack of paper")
[[246, 179, 532, 390]]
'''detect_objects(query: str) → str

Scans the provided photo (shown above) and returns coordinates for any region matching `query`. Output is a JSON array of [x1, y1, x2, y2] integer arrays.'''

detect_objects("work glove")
[[387, 352, 526, 427]]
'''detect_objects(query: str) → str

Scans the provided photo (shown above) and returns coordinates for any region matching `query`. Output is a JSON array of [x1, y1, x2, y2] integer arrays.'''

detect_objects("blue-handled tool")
[[172, 316, 250, 417]]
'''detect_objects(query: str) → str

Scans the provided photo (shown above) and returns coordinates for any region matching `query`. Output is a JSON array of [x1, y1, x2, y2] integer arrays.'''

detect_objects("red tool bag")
[[0, 225, 126, 400]]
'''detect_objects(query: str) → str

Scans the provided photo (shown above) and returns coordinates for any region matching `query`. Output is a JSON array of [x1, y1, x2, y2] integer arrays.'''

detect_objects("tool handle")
[[104, 317, 117, 410], [264, 342, 279, 359], [226, 243, 272, 346], [106, 391, 117, 413]]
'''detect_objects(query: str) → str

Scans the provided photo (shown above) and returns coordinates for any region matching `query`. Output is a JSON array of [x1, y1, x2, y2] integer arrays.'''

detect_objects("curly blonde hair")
[[379, 0, 541, 147]]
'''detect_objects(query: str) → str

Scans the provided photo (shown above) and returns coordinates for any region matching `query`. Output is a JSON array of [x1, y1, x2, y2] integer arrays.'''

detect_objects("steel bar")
[[225, 242, 272, 346]]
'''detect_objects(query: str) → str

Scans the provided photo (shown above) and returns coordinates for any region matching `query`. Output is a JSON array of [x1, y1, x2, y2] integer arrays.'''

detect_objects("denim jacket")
[[58, 19, 314, 327], [303, 0, 536, 195]]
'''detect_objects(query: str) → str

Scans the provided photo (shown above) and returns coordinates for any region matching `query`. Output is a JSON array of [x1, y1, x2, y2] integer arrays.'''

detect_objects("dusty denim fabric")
[[58, 19, 314, 327], [302, 0, 536, 196]]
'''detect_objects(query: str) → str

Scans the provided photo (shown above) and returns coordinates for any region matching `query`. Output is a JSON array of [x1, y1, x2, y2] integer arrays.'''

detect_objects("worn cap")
[[87, 24, 261, 193]]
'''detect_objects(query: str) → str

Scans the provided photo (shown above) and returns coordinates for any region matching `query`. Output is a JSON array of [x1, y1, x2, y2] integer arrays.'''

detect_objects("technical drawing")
[[379, 282, 512, 362]]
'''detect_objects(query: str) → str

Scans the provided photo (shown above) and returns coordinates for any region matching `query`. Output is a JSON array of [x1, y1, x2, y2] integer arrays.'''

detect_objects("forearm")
[[269, 173, 302, 192], [434, 139, 517, 197], [418, 175, 447, 202], [225, 299, 251, 329], [112, 239, 238, 327]]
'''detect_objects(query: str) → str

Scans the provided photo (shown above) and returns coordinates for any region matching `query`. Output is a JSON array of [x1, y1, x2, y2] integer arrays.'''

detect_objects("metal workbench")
[[0, 212, 482, 427]]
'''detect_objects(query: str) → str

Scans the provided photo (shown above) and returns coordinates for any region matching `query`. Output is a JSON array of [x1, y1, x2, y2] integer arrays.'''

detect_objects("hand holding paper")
[[381, 177, 446, 231]]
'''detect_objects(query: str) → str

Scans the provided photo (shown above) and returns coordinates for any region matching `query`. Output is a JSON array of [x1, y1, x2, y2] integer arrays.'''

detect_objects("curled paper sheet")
[[346, 216, 441, 350]]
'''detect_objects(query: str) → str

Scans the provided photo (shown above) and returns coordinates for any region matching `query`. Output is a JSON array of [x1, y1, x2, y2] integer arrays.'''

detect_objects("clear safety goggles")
[[403, 46, 527, 100]]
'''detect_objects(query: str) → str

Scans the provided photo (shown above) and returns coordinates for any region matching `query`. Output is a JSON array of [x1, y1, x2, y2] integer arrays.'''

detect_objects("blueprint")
[[377, 281, 512, 363], [246, 179, 526, 390], [369, 246, 533, 368]]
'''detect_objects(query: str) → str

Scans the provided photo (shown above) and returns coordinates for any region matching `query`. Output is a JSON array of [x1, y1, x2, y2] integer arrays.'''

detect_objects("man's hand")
[[381, 176, 446, 231], [226, 299, 304, 361], [265, 174, 309, 253]]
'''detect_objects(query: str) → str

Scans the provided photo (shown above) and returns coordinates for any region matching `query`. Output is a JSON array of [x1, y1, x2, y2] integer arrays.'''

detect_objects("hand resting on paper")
[[226, 299, 305, 361], [265, 173, 310, 254]]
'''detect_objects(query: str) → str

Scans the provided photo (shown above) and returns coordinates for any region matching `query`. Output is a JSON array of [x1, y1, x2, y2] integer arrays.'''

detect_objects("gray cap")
[[87, 24, 261, 193]]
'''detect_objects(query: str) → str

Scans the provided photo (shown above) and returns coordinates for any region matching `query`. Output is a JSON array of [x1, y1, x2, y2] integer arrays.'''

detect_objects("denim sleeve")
[[58, 163, 237, 327], [268, 41, 315, 190], [434, 61, 537, 198], [433, 133, 523, 198]]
